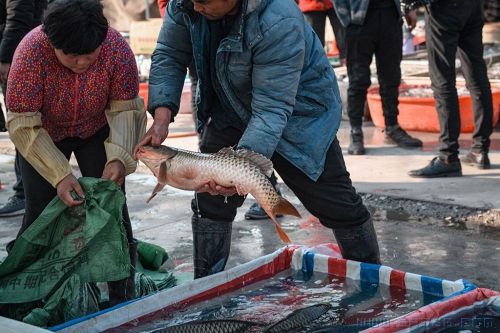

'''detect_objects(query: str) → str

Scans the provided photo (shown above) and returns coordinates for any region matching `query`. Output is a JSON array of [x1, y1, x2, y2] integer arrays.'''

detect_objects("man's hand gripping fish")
[[136, 145, 301, 243]]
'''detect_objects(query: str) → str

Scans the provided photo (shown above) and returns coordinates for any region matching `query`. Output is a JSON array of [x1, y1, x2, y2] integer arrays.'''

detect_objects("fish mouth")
[[135, 146, 145, 159]]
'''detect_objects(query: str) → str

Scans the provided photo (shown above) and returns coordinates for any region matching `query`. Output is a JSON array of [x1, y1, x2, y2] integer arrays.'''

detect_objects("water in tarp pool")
[[432, 308, 500, 333], [111, 268, 445, 333]]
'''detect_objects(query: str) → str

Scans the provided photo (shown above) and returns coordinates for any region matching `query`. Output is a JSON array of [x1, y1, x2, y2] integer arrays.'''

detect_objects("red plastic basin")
[[367, 84, 500, 133], [139, 82, 149, 109]]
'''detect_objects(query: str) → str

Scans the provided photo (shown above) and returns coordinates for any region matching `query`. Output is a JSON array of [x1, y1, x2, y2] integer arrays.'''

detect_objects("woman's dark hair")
[[42, 0, 108, 55]]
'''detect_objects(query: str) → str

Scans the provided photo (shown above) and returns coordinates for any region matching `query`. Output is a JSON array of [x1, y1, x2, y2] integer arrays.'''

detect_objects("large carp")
[[136, 145, 301, 243]]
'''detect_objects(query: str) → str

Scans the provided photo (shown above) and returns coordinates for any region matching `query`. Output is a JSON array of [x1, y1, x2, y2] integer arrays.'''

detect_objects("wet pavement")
[[0, 110, 499, 293]]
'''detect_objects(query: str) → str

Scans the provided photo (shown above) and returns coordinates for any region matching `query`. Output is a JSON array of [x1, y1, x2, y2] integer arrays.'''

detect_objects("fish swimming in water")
[[149, 319, 259, 333], [136, 145, 301, 243], [149, 303, 333, 333], [263, 303, 332, 333]]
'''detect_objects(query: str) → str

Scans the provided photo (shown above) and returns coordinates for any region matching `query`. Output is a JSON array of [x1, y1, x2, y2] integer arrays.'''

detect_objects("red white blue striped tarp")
[[51, 244, 484, 333], [294, 243, 476, 299]]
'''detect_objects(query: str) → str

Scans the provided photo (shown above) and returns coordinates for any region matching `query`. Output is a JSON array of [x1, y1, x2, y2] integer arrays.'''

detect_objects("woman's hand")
[[56, 174, 85, 207], [196, 180, 238, 197], [134, 107, 171, 159], [102, 160, 126, 187]]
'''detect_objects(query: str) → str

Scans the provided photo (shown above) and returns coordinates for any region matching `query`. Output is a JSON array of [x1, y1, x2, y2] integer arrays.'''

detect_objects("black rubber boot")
[[108, 239, 138, 306], [333, 218, 381, 265], [348, 126, 365, 155], [192, 216, 232, 279]]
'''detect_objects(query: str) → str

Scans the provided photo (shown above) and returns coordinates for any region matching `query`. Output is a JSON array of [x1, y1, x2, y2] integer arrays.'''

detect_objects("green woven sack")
[[0, 177, 130, 324]]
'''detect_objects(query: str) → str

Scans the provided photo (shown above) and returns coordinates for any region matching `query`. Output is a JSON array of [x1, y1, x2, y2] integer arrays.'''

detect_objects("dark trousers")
[[304, 9, 347, 59], [1, 81, 24, 199], [16, 125, 133, 244], [346, 6, 402, 127], [192, 121, 370, 229], [425, 0, 493, 162]]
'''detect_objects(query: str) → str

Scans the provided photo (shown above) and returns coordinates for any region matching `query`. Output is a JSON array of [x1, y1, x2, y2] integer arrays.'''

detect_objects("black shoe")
[[244, 201, 283, 220], [348, 127, 365, 155], [0, 122, 6, 132], [460, 151, 491, 170], [385, 125, 422, 148], [408, 157, 462, 178], [0, 196, 25, 217]]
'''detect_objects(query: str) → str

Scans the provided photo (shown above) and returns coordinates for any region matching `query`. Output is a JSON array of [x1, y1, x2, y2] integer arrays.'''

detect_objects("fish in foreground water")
[[136, 145, 301, 243], [149, 319, 259, 333], [149, 303, 332, 333], [263, 303, 331, 333]]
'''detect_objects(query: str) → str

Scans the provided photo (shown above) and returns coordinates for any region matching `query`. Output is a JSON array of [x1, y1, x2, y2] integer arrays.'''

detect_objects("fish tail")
[[274, 197, 301, 218], [267, 197, 301, 243], [271, 217, 291, 244]]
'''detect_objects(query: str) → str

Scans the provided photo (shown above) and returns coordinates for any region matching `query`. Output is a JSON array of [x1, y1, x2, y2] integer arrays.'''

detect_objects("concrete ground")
[[0, 111, 499, 292]]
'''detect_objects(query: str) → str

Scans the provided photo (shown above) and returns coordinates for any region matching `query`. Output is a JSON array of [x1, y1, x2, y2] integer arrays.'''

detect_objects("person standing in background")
[[298, 0, 347, 66], [0, 0, 48, 217], [332, 0, 423, 155], [408, 0, 493, 177], [158, 0, 200, 142], [484, 0, 500, 22]]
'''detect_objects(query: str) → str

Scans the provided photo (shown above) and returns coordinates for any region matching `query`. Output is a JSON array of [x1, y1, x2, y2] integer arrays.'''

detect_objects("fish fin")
[[270, 216, 291, 243], [218, 146, 236, 154], [268, 197, 300, 243], [146, 192, 157, 203], [157, 161, 168, 184], [219, 147, 274, 178], [274, 197, 302, 218], [146, 183, 166, 203], [194, 184, 206, 192], [235, 184, 248, 196]]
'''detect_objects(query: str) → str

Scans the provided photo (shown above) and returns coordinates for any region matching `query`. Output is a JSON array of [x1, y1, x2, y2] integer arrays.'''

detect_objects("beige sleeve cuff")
[[105, 97, 147, 175], [6, 112, 71, 187]]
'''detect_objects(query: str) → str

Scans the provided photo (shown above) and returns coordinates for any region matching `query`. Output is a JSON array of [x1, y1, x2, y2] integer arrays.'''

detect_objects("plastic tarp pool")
[[41, 244, 499, 333]]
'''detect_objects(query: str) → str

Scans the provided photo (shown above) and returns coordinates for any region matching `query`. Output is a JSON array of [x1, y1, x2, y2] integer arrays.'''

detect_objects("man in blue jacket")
[[135, 0, 381, 278]]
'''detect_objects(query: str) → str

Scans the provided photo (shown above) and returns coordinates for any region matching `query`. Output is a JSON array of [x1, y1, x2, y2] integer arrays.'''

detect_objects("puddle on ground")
[[106, 269, 444, 333], [368, 206, 500, 239]]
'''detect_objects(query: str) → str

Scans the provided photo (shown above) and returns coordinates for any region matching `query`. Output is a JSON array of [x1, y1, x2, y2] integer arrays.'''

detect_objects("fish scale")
[[149, 319, 259, 333], [168, 150, 281, 212], [263, 303, 332, 333], [136, 145, 302, 243]]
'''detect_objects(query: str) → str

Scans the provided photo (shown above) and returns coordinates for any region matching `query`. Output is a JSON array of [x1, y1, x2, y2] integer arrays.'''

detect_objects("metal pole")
[[145, 0, 150, 20]]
